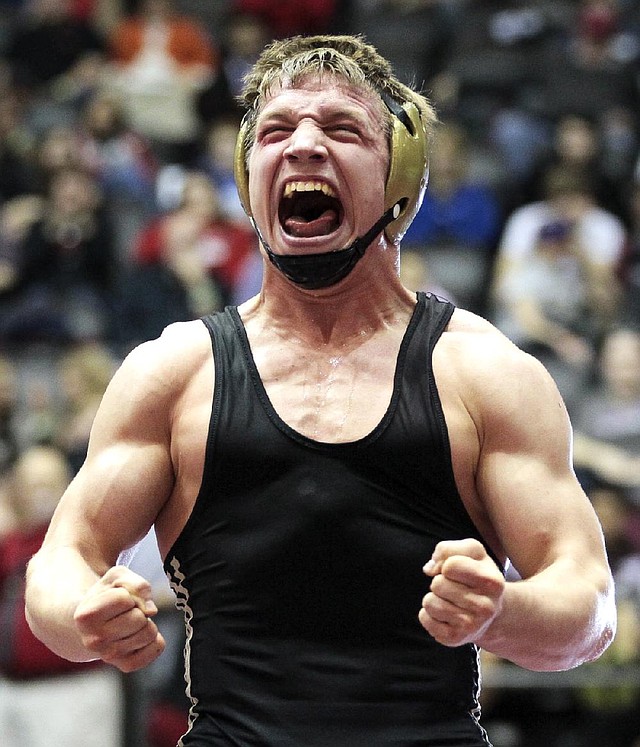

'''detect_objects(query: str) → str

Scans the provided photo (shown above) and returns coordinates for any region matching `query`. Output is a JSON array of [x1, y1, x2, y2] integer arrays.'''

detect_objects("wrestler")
[[25, 35, 615, 746]]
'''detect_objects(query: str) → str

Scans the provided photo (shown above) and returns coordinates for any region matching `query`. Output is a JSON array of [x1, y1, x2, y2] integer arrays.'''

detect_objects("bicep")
[[475, 355, 606, 580], [42, 348, 176, 572]]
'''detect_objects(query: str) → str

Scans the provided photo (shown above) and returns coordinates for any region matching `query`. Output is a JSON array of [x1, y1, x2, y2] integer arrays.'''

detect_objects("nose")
[[283, 121, 327, 163]]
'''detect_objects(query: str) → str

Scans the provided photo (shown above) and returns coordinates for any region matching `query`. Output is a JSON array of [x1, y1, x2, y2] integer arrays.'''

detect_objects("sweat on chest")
[[257, 344, 397, 442]]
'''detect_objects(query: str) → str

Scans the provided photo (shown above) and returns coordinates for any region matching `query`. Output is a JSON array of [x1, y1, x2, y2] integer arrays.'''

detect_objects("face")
[[247, 76, 389, 256], [51, 170, 98, 215], [556, 116, 597, 162]]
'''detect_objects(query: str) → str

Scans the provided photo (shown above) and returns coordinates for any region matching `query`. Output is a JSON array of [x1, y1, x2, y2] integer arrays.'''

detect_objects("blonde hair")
[[239, 34, 437, 159]]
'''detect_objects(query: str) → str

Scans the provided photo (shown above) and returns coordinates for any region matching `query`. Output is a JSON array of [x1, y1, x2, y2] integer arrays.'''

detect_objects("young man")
[[25, 35, 616, 746]]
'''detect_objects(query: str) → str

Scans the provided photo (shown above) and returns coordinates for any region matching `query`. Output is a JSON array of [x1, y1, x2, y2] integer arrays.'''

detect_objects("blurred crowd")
[[0, 0, 639, 746]]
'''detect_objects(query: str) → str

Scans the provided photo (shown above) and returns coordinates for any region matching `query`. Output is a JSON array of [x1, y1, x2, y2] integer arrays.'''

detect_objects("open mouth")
[[278, 181, 343, 239]]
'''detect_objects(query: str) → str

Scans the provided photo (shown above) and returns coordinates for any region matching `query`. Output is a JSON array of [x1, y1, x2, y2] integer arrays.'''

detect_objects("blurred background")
[[0, 1, 639, 745]]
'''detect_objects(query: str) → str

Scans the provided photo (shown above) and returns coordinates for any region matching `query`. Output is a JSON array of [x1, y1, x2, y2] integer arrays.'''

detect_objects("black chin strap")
[[253, 198, 406, 290]]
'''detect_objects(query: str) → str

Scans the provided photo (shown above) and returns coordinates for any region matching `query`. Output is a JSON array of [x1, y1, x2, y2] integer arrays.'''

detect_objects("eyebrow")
[[258, 102, 376, 129]]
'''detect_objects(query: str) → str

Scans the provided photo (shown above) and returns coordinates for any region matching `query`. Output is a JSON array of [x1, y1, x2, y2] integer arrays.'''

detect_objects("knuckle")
[[116, 659, 138, 674], [469, 596, 494, 618], [437, 627, 459, 647], [140, 622, 160, 645], [119, 638, 165, 673], [82, 633, 106, 653]]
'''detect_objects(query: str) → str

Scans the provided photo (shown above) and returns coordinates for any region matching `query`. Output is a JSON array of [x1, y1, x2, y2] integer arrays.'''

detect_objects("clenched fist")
[[73, 566, 166, 672], [419, 538, 505, 647]]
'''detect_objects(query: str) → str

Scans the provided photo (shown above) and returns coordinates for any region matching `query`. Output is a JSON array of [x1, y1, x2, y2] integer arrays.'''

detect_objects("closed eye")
[[326, 124, 360, 138], [259, 126, 294, 143]]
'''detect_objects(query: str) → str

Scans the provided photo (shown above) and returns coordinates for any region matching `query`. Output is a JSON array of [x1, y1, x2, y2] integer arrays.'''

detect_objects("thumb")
[[104, 567, 158, 616], [423, 538, 487, 576]]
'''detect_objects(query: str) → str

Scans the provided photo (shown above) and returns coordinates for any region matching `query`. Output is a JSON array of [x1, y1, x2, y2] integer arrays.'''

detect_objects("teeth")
[[283, 182, 335, 198]]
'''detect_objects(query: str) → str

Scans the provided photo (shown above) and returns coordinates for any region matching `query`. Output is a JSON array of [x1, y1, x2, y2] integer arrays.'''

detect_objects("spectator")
[[115, 170, 258, 348], [196, 114, 251, 226], [54, 341, 118, 473], [404, 121, 502, 250], [217, 11, 268, 99], [0, 445, 122, 747], [80, 89, 157, 210], [195, 11, 266, 126], [79, 89, 159, 257], [32, 124, 88, 190], [0, 164, 118, 345], [491, 164, 625, 321], [572, 326, 640, 501], [133, 169, 257, 305], [491, 217, 616, 409], [5, 0, 105, 94], [104, 0, 219, 163], [522, 113, 630, 223]]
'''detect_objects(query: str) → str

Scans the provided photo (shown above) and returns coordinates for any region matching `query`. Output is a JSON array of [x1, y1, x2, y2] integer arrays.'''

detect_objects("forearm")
[[477, 558, 616, 671], [25, 546, 104, 662]]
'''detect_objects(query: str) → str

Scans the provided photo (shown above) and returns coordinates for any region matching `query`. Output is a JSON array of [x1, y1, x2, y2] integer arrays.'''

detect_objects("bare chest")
[[252, 337, 399, 443]]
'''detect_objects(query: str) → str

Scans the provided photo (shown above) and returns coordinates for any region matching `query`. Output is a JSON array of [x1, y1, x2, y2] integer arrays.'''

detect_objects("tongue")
[[284, 209, 339, 238]]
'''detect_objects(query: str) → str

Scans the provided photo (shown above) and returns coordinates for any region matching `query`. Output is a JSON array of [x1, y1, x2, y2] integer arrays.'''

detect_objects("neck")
[[241, 269, 416, 350]]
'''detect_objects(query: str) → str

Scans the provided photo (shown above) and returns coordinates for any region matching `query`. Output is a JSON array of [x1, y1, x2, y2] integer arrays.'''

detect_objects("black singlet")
[[165, 291, 495, 746]]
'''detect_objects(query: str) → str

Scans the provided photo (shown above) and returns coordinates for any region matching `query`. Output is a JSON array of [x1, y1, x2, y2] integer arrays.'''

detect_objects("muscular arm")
[[25, 333, 185, 670], [475, 351, 615, 669], [421, 316, 616, 671]]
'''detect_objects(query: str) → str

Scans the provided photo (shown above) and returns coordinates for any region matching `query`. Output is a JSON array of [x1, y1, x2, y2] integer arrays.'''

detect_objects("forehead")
[[258, 75, 386, 126]]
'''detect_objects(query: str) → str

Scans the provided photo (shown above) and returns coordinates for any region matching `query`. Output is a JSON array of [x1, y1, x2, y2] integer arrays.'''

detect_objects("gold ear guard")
[[383, 101, 429, 244], [233, 98, 429, 244], [234, 115, 252, 217]]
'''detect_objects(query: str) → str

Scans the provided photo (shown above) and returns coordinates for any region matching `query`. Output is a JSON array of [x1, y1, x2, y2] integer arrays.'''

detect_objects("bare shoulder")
[[94, 320, 213, 438], [437, 308, 569, 437], [120, 320, 211, 384], [443, 308, 561, 389], [113, 321, 210, 393]]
